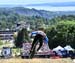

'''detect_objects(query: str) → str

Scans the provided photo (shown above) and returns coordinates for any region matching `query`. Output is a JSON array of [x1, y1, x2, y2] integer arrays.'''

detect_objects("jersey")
[[31, 31, 48, 44]]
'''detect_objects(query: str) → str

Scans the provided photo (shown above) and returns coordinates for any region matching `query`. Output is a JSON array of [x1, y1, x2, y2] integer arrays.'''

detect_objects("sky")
[[0, 0, 75, 11], [0, 0, 75, 5]]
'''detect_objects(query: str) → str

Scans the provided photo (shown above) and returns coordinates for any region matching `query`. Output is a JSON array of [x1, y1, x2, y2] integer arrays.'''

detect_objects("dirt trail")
[[0, 58, 73, 63]]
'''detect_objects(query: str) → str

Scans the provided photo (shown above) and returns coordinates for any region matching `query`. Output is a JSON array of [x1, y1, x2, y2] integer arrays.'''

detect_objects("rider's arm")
[[30, 31, 37, 38]]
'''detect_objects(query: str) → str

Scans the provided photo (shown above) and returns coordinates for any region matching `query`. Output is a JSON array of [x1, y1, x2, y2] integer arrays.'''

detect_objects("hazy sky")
[[0, 0, 75, 5], [0, 0, 75, 11]]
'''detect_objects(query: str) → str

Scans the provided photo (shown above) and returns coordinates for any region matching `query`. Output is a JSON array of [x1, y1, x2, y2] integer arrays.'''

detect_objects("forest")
[[0, 7, 75, 30], [0, 7, 75, 48]]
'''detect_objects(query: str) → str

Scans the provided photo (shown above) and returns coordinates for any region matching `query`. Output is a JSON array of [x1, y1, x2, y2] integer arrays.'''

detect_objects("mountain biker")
[[29, 28, 49, 58]]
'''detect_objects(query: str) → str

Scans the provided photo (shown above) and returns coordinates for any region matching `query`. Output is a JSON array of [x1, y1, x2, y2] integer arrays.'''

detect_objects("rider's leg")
[[30, 35, 38, 51], [29, 35, 39, 58], [37, 36, 43, 51]]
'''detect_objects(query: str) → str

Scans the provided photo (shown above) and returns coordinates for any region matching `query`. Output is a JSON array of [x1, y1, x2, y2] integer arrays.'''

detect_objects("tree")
[[46, 26, 58, 49], [46, 21, 75, 49], [14, 28, 30, 48]]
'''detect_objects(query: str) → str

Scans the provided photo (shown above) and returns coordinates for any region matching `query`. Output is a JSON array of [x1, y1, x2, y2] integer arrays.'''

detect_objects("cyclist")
[[29, 29, 48, 58]]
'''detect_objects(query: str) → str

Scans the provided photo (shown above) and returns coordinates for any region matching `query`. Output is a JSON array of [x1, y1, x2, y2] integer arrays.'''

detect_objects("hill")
[[0, 7, 75, 30], [7, 7, 75, 19], [0, 7, 75, 19]]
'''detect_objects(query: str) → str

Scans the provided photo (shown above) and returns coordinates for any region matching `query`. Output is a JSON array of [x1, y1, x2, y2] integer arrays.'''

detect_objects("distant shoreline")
[[0, 5, 75, 11], [26, 6, 75, 11]]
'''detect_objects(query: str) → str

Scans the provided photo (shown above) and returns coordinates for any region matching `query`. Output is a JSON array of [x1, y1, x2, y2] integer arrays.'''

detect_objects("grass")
[[0, 58, 73, 63]]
